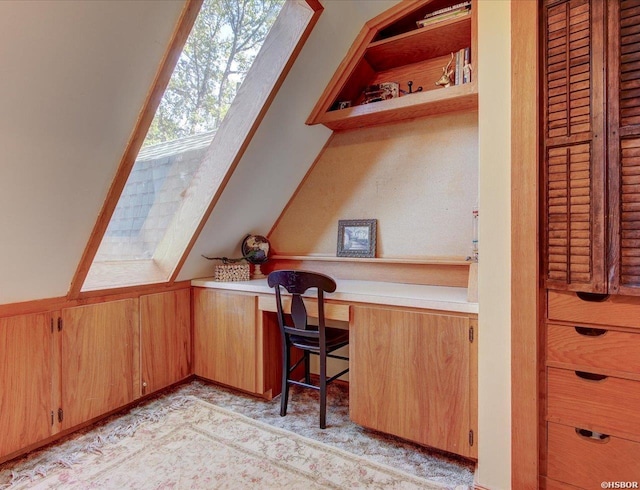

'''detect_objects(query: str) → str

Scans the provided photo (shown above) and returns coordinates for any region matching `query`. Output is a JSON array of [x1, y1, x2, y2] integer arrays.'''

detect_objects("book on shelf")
[[463, 47, 472, 84], [422, 1, 471, 20], [417, 1, 471, 27], [453, 47, 471, 86], [416, 6, 471, 28]]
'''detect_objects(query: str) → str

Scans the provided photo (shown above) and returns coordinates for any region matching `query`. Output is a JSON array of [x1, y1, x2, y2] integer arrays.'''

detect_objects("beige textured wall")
[[269, 112, 479, 258]]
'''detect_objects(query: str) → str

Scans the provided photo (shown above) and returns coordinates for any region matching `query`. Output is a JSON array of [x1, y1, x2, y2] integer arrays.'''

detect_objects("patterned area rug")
[[3, 397, 464, 489], [0, 381, 474, 489]]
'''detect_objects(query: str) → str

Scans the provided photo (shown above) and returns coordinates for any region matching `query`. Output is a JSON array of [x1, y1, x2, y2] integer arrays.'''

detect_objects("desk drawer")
[[257, 295, 350, 322], [547, 367, 640, 438], [547, 422, 640, 489], [548, 290, 640, 329], [547, 323, 640, 375]]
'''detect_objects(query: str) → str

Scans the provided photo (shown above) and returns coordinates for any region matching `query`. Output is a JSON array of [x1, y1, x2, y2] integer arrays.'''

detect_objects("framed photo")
[[337, 219, 377, 258]]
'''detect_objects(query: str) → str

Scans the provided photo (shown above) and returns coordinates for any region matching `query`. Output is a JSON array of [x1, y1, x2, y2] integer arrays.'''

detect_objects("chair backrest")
[[267, 270, 336, 339]]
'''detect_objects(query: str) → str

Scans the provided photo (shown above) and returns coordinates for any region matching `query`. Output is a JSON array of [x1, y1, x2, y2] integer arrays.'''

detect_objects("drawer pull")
[[574, 326, 608, 337], [575, 427, 610, 443], [576, 291, 609, 302], [575, 371, 608, 381]]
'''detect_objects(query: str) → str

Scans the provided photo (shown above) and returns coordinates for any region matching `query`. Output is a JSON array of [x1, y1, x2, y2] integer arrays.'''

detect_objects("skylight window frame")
[[69, 0, 322, 297]]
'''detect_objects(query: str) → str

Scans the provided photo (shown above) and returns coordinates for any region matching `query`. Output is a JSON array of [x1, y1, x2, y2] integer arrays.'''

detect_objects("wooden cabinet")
[[349, 305, 477, 458], [542, 0, 640, 295], [307, 0, 477, 131], [1, 288, 194, 464], [193, 288, 290, 398], [541, 2, 640, 485], [60, 299, 138, 430], [0, 313, 55, 462], [140, 289, 191, 395], [193, 289, 257, 392], [544, 291, 640, 487]]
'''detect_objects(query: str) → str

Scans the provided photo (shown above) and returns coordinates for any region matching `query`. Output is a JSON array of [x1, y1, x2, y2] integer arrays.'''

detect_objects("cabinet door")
[[61, 299, 137, 430], [607, 0, 640, 295], [541, 0, 607, 293], [350, 306, 473, 457], [140, 289, 191, 395], [0, 313, 53, 461], [193, 289, 256, 393]]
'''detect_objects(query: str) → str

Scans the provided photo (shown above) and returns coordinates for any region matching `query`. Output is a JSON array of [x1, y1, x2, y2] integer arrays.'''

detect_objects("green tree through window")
[[146, 0, 284, 144]]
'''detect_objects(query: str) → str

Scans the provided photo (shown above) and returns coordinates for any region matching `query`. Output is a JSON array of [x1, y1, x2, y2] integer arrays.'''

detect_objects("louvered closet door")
[[609, 0, 640, 294], [542, 0, 607, 293]]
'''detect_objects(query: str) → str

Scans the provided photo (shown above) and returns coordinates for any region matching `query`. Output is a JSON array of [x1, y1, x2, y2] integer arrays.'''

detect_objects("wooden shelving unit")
[[307, 0, 477, 131]]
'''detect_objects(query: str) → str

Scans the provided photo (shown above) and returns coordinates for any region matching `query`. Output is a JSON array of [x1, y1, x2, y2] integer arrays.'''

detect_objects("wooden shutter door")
[[542, 0, 607, 293], [608, 0, 640, 295]]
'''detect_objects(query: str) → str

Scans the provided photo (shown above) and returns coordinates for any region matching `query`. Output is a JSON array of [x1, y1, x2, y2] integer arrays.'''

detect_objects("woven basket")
[[214, 263, 250, 282]]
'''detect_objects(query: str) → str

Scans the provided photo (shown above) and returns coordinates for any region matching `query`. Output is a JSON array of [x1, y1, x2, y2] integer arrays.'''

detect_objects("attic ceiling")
[[0, 0, 399, 304], [0, 0, 184, 304]]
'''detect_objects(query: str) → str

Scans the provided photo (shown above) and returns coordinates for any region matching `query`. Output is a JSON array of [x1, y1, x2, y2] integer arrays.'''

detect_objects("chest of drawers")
[[545, 291, 640, 488]]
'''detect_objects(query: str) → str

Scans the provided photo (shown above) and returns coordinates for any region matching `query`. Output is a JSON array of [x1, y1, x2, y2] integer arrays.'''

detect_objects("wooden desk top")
[[191, 277, 478, 315]]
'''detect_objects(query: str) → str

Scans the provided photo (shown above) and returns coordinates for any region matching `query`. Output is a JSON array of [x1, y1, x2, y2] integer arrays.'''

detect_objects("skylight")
[[73, 0, 320, 293]]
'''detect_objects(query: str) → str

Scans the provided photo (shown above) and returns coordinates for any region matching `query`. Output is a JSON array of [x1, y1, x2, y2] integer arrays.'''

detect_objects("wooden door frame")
[[511, 1, 539, 488]]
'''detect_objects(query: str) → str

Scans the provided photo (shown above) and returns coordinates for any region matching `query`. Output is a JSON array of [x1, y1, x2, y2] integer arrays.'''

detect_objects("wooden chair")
[[267, 270, 349, 429]]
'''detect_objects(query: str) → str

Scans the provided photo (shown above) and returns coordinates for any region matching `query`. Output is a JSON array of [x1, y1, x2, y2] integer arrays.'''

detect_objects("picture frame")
[[337, 219, 377, 258]]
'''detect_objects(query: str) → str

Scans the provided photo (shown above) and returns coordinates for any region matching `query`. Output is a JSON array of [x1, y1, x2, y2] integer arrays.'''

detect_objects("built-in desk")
[[191, 277, 478, 459], [191, 277, 478, 314]]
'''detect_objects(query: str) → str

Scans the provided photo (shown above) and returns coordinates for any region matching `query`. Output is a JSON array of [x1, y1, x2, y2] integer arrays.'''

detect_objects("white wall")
[[0, 0, 184, 304], [477, 1, 512, 488]]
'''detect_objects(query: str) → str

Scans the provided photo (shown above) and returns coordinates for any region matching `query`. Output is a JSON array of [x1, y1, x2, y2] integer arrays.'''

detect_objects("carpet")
[[3, 396, 466, 489]]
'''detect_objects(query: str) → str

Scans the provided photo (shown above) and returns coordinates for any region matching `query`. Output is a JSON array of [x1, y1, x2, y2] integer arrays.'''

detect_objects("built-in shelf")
[[366, 15, 472, 72], [307, 0, 477, 131], [267, 254, 472, 288], [315, 81, 477, 131], [271, 255, 471, 265]]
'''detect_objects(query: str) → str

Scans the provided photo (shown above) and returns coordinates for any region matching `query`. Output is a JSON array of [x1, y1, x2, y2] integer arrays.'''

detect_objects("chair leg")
[[280, 342, 290, 417], [304, 351, 311, 384], [319, 346, 327, 429]]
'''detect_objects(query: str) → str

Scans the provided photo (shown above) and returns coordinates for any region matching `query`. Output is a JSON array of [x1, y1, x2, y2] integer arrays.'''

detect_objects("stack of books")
[[454, 47, 472, 85], [416, 1, 471, 28]]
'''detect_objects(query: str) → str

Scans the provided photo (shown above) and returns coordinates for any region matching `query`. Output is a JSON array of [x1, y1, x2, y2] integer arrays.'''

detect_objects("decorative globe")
[[241, 234, 270, 265]]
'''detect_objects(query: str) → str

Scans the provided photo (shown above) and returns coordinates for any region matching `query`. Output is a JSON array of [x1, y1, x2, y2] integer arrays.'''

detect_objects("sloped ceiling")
[[179, 0, 399, 281], [0, 0, 184, 304], [0, 0, 399, 304]]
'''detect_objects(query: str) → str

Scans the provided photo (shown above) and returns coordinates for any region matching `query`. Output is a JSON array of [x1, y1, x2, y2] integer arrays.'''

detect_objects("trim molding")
[[510, 1, 540, 488]]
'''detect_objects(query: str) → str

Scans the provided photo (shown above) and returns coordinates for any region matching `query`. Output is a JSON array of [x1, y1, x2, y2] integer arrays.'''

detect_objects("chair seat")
[[290, 326, 349, 352]]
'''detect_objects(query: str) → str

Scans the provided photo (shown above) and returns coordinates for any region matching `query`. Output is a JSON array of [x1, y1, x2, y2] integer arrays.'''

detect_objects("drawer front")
[[548, 422, 640, 489], [547, 367, 640, 438], [547, 323, 640, 374], [548, 290, 640, 328], [257, 295, 350, 322]]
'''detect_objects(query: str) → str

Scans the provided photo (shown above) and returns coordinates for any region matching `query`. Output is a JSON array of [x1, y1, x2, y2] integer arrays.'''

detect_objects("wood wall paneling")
[[0, 313, 53, 460], [60, 299, 138, 429], [140, 289, 191, 395]]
